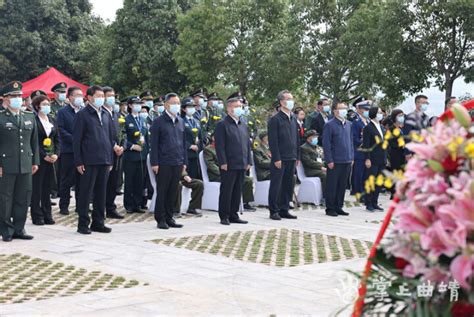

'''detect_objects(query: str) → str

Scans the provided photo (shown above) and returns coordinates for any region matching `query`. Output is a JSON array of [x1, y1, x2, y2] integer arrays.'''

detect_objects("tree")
[[0, 0, 104, 85], [99, 0, 193, 96]]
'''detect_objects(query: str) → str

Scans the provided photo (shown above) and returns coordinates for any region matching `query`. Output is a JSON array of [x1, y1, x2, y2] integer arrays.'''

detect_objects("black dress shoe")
[[44, 219, 56, 225], [127, 209, 145, 214], [77, 227, 91, 235], [366, 205, 375, 212], [166, 219, 183, 228], [59, 209, 70, 215], [243, 203, 256, 211], [106, 210, 124, 219], [325, 211, 338, 217], [12, 233, 34, 240], [186, 209, 202, 217], [157, 221, 169, 229], [2, 235, 12, 242], [230, 218, 248, 224], [220, 219, 230, 225], [90, 225, 112, 233], [337, 210, 350, 216], [279, 211, 297, 219], [32, 219, 45, 226], [374, 205, 384, 211], [270, 213, 281, 220]]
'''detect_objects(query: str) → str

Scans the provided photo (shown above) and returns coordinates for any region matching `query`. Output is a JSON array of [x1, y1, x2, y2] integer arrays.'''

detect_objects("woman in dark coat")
[[31, 95, 59, 225]]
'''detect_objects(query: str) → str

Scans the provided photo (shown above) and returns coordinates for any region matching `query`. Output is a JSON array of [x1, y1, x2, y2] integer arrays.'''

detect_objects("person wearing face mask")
[[300, 130, 327, 203], [214, 93, 251, 225], [73, 85, 116, 235], [350, 97, 371, 197], [50, 82, 68, 118], [362, 106, 387, 212], [191, 89, 209, 122], [294, 107, 306, 145], [0, 81, 40, 242], [267, 90, 300, 221], [150, 93, 187, 230], [57, 86, 84, 215], [29, 90, 47, 113], [309, 98, 332, 145], [122, 97, 149, 214], [206, 92, 220, 117], [31, 95, 58, 225], [322, 102, 354, 217], [149, 95, 165, 123], [102, 87, 125, 219], [181, 97, 202, 180], [387, 109, 407, 193], [403, 94, 429, 135], [253, 131, 272, 181]]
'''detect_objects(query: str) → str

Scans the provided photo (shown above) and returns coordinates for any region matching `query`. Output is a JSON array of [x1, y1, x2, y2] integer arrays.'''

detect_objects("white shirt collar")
[[165, 110, 177, 123]]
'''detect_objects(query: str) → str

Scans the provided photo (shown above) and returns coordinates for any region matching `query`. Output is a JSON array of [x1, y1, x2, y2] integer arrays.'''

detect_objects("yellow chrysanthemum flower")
[[256, 119, 261, 124], [134, 131, 141, 137], [201, 118, 208, 123], [191, 128, 199, 134], [43, 138, 52, 147], [382, 140, 388, 150], [248, 121, 254, 126], [355, 193, 361, 201], [376, 174, 384, 187], [253, 141, 259, 149], [393, 128, 400, 137], [118, 117, 126, 124], [464, 142, 474, 159], [384, 130, 392, 140], [398, 137, 405, 147], [213, 116, 221, 121], [374, 136, 381, 144], [384, 178, 393, 189]]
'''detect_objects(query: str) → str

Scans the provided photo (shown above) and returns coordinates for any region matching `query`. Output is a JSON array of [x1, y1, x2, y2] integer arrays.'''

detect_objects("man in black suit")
[[102, 86, 124, 219], [73, 85, 116, 234], [310, 99, 332, 144], [150, 93, 187, 230], [267, 90, 300, 221], [362, 106, 387, 212], [214, 92, 250, 225]]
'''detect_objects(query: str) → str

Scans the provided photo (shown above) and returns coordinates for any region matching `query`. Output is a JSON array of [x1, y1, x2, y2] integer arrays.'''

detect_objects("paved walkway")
[[0, 192, 391, 316]]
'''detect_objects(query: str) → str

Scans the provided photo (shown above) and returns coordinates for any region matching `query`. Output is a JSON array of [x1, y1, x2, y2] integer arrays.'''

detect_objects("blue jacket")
[[182, 115, 202, 159], [150, 111, 187, 167], [352, 113, 368, 161], [123, 114, 149, 162], [72, 104, 115, 166], [267, 110, 300, 162], [323, 117, 354, 164], [56, 104, 76, 154], [214, 115, 251, 170]]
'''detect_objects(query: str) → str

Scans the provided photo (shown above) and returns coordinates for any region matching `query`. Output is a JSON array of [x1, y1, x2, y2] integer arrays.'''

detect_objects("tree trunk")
[[444, 77, 454, 112]]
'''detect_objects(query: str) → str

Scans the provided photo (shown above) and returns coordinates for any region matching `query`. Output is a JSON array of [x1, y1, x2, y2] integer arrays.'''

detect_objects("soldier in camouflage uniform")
[[50, 82, 68, 119], [300, 130, 327, 200]]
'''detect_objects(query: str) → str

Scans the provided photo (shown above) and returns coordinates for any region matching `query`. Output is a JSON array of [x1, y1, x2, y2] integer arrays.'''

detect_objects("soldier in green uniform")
[[203, 134, 256, 211], [300, 129, 327, 201], [252, 131, 271, 181], [0, 81, 40, 242], [174, 170, 203, 216], [50, 82, 68, 118], [149, 95, 164, 123]]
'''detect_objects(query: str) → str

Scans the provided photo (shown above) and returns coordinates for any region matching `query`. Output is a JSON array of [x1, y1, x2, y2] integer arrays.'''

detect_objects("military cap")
[[226, 91, 243, 103], [304, 129, 318, 139], [127, 96, 142, 104], [1, 81, 23, 96], [140, 90, 154, 100], [120, 97, 129, 104], [190, 88, 205, 98], [207, 92, 219, 101], [30, 90, 47, 99], [258, 130, 268, 140], [353, 96, 371, 109], [181, 97, 194, 108], [51, 82, 67, 92], [153, 95, 164, 104]]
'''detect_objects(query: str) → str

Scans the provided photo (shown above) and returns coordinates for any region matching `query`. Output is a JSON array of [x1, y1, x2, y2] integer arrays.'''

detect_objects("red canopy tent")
[[21, 67, 89, 99]]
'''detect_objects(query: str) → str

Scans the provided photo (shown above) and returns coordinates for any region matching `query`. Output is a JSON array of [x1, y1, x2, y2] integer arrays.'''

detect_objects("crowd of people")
[[0, 80, 453, 241]]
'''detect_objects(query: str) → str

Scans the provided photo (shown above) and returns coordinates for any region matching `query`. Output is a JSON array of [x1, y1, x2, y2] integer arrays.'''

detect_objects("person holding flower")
[[362, 106, 387, 212], [181, 97, 202, 180], [30, 94, 58, 225], [123, 96, 149, 214]]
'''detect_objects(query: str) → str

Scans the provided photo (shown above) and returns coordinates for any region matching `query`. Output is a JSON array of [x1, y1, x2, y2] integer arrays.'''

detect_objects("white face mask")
[[169, 104, 180, 115], [186, 107, 196, 116]]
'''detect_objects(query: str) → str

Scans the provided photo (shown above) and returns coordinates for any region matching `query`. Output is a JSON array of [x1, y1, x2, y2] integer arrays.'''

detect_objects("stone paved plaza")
[[0, 192, 391, 316]]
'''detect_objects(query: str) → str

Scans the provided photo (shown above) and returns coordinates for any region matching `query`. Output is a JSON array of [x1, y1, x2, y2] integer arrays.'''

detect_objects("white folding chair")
[[296, 163, 323, 205], [249, 164, 270, 207], [198, 151, 220, 211], [146, 155, 157, 213]]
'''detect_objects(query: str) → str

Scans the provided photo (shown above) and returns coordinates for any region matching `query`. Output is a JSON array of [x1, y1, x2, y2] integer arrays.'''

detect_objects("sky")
[[90, 0, 473, 116]]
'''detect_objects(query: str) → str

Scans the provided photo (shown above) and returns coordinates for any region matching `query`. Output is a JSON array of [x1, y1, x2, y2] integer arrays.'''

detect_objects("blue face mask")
[[397, 116, 405, 124], [74, 97, 84, 107], [339, 109, 348, 118], [157, 105, 165, 113], [363, 110, 369, 118], [323, 105, 331, 113], [211, 100, 218, 107], [169, 104, 180, 115], [132, 104, 141, 113], [105, 96, 115, 106], [198, 98, 204, 106], [311, 137, 318, 146], [186, 107, 196, 116], [94, 97, 105, 108], [40, 105, 51, 115], [113, 104, 120, 113], [233, 107, 244, 117], [202, 101, 208, 108], [146, 100, 153, 109], [10, 97, 22, 109], [139, 112, 149, 120], [376, 113, 384, 122], [58, 93, 66, 102], [286, 100, 294, 111], [421, 103, 428, 112], [217, 103, 224, 110]]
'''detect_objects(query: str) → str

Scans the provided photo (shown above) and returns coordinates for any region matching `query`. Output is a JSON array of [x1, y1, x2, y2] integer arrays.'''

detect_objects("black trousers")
[[31, 160, 54, 222], [105, 155, 120, 213], [117, 155, 124, 192], [268, 160, 296, 214], [154, 165, 181, 223], [76, 165, 110, 230], [0, 173, 32, 237], [366, 163, 385, 207], [326, 163, 351, 213], [351, 159, 368, 195], [187, 157, 200, 179], [59, 153, 80, 211], [218, 169, 244, 221], [123, 159, 146, 211]]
